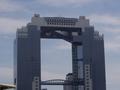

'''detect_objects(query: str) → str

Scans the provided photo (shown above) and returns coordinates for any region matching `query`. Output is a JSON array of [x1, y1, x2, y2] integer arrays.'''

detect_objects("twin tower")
[[14, 14, 106, 90]]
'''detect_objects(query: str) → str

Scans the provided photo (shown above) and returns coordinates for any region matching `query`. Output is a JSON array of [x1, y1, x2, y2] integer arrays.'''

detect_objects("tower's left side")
[[14, 25, 41, 90]]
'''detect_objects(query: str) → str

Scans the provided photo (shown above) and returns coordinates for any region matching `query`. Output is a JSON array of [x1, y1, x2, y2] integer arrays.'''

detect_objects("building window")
[[36, 84, 38, 87], [86, 88, 89, 90], [36, 81, 38, 83], [36, 88, 38, 90]]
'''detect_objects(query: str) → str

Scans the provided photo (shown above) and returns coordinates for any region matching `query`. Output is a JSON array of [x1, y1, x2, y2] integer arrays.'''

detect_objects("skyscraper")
[[14, 14, 106, 90]]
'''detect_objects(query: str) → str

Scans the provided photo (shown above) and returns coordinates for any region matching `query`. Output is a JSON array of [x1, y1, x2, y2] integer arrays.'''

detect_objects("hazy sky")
[[0, 0, 120, 90]]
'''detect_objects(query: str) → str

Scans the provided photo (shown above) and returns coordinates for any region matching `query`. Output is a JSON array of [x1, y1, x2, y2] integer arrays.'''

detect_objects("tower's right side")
[[82, 27, 106, 90]]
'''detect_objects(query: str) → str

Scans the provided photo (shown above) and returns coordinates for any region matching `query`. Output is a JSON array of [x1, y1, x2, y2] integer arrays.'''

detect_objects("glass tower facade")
[[14, 15, 106, 90]]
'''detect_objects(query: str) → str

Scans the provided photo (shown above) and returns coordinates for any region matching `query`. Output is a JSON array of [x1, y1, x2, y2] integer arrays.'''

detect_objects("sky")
[[0, 0, 120, 90]]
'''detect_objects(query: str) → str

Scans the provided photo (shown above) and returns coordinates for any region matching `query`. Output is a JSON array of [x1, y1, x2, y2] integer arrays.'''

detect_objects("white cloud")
[[0, 17, 27, 33], [57, 44, 71, 50], [0, 67, 13, 84], [41, 40, 71, 55], [89, 14, 120, 26], [0, 0, 25, 12], [37, 0, 95, 7], [100, 27, 120, 34], [41, 70, 65, 80], [105, 41, 120, 52], [104, 30, 120, 52], [55, 41, 71, 50], [104, 33, 120, 52], [106, 63, 120, 90], [0, 0, 30, 34]]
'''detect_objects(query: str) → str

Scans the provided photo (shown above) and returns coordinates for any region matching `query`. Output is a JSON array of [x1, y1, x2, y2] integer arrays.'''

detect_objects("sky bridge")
[[41, 79, 84, 85]]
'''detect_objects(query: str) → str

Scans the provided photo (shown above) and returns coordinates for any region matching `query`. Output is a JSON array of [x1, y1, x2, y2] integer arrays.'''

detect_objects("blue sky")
[[0, 0, 120, 90]]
